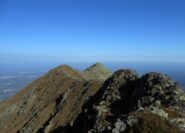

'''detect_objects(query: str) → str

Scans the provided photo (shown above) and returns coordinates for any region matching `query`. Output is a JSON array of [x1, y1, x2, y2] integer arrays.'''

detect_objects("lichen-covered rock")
[[138, 72, 185, 109], [170, 118, 185, 131], [148, 106, 168, 118], [112, 118, 126, 133]]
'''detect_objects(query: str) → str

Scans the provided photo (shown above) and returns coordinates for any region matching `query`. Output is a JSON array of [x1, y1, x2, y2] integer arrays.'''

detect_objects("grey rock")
[[112, 119, 126, 133]]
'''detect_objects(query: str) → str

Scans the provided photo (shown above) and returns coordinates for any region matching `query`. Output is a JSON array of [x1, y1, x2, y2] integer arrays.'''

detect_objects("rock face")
[[0, 64, 185, 133]]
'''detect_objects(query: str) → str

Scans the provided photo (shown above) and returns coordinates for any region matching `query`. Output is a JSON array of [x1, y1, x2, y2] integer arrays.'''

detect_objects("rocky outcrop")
[[57, 69, 185, 133]]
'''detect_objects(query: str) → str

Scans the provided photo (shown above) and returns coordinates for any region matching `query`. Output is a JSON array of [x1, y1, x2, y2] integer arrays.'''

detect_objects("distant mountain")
[[0, 63, 185, 133], [83, 62, 112, 81]]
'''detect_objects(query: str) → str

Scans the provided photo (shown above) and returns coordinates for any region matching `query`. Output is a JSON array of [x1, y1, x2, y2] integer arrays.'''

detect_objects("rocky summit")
[[0, 64, 185, 133]]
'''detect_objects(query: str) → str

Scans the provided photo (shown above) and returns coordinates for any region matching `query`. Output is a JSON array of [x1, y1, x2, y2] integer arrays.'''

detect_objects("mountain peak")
[[85, 62, 106, 70], [83, 63, 113, 81], [92, 62, 105, 67], [47, 64, 83, 80]]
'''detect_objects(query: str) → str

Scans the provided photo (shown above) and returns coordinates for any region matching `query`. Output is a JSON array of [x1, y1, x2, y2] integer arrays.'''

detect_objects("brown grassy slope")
[[0, 65, 104, 133], [129, 111, 184, 133]]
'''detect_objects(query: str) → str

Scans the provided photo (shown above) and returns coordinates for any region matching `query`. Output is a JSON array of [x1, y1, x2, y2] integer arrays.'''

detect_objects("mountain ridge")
[[0, 63, 185, 133], [0, 63, 110, 133]]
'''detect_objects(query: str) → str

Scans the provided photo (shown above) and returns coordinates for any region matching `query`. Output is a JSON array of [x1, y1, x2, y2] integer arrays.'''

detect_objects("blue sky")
[[0, 0, 185, 63]]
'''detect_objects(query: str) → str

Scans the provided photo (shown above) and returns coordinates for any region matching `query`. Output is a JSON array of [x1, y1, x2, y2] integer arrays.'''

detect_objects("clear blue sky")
[[0, 0, 185, 63]]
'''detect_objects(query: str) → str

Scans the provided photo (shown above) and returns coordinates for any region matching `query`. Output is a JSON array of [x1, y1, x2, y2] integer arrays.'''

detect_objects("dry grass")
[[164, 108, 182, 118], [128, 111, 183, 133]]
